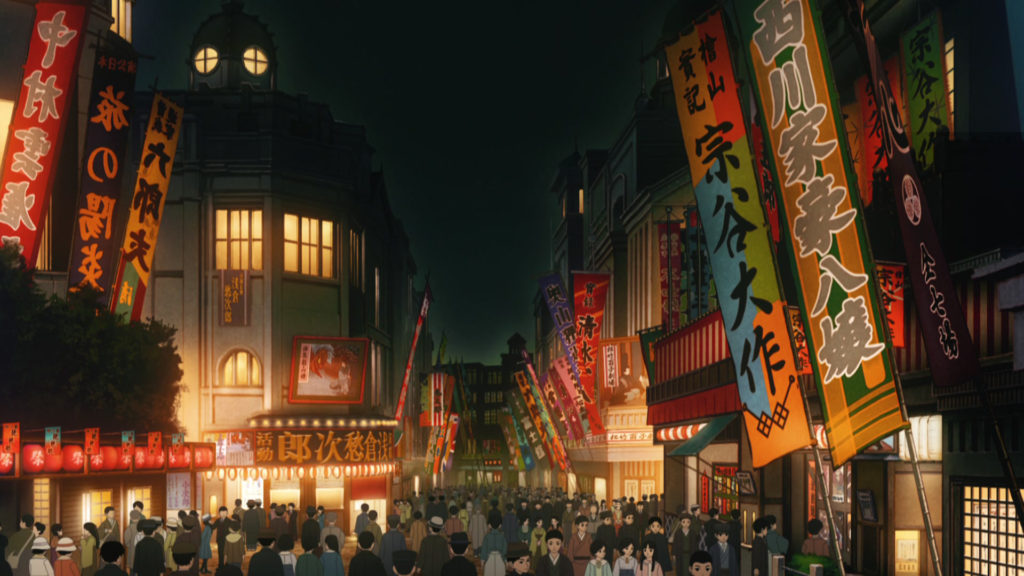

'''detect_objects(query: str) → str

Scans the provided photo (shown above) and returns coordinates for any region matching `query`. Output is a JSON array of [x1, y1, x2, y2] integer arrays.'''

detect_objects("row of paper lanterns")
[[204, 462, 395, 481], [0, 444, 216, 475]]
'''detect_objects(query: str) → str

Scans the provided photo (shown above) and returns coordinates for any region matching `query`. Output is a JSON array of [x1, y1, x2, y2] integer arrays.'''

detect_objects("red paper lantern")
[[44, 450, 63, 473], [62, 445, 84, 473], [148, 449, 165, 469], [22, 444, 45, 474], [168, 447, 192, 469], [0, 452, 13, 474], [134, 447, 147, 469], [101, 446, 118, 470], [89, 452, 104, 471], [117, 449, 132, 470], [194, 447, 213, 468]]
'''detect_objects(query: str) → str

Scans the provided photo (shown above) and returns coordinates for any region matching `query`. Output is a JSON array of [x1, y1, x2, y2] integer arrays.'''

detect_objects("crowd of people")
[[0, 487, 832, 576]]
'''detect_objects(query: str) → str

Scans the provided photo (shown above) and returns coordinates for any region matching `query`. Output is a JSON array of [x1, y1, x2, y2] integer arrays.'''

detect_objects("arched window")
[[194, 46, 219, 75], [221, 349, 261, 387], [242, 46, 268, 76]]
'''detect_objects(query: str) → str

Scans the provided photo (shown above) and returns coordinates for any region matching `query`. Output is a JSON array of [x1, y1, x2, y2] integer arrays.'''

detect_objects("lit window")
[[578, 188, 584, 214], [34, 479, 50, 524], [83, 489, 112, 527], [194, 46, 219, 75], [109, 0, 133, 42], [961, 484, 1024, 576], [374, 267, 381, 326], [220, 349, 261, 387], [127, 487, 151, 516], [945, 37, 955, 135], [284, 213, 334, 278], [243, 47, 268, 76], [216, 209, 263, 270], [900, 415, 943, 462]]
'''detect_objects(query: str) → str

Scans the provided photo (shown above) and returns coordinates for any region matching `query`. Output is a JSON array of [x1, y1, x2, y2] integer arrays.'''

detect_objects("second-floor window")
[[284, 213, 333, 278], [216, 209, 263, 270]]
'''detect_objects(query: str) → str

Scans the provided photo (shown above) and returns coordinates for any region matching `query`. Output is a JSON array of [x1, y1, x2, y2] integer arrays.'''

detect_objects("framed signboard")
[[736, 471, 757, 496], [289, 336, 369, 404], [857, 488, 879, 523]]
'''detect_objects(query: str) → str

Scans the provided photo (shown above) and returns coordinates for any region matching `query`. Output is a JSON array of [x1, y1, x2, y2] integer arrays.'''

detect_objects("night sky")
[[134, 0, 675, 363]]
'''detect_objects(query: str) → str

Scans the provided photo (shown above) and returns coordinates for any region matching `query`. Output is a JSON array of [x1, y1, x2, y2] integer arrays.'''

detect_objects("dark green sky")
[[134, 0, 675, 363]]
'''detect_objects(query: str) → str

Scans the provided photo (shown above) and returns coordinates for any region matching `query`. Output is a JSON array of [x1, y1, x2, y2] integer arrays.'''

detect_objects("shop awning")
[[668, 414, 736, 456]]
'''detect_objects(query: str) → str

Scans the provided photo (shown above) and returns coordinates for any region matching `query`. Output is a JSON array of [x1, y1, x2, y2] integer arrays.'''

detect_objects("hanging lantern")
[[22, 444, 45, 474], [101, 446, 119, 471], [310, 466, 318, 479], [217, 468, 225, 480], [204, 470, 214, 481], [271, 467, 280, 480], [118, 450, 132, 470], [0, 452, 13, 475], [88, 452, 104, 472], [227, 467, 237, 480], [134, 447, 147, 469], [148, 449, 165, 469], [331, 466, 341, 478], [62, 445, 84, 473], [296, 467, 305, 479]]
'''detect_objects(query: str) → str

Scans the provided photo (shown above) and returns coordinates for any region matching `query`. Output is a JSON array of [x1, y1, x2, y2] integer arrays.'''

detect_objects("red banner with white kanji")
[[657, 223, 684, 331], [2, 423, 20, 455], [0, 1, 88, 264], [877, 263, 906, 348], [572, 272, 609, 419]]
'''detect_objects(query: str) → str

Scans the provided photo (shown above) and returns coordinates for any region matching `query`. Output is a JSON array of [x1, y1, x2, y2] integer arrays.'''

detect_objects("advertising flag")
[[786, 307, 813, 375], [45, 427, 60, 456], [637, 326, 664, 383], [539, 273, 603, 434], [84, 427, 99, 455], [147, 431, 162, 457], [0, 1, 89, 263], [901, 11, 952, 172], [573, 272, 610, 409], [111, 94, 184, 321], [515, 368, 569, 471], [121, 431, 135, 460], [68, 33, 136, 299], [551, 355, 591, 437], [507, 390, 547, 467], [665, 8, 812, 468], [508, 412, 536, 471], [657, 223, 684, 330], [735, 0, 907, 466], [877, 263, 906, 348], [548, 364, 585, 440], [844, 0, 977, 387], [430, 372, 445, 427], [395, 282, 431, 420]]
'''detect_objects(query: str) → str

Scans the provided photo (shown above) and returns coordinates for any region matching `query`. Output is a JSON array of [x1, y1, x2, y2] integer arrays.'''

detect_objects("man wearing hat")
[[392, 550, 417, 576], [247, 528, 281, 576], [671, 513, 700, 572], [380, 515, 406, 576], [349, 532, 386, 576], [178, 516, 201, 575], [319, 513, 343, 552], [439, 532, 474, 576], [416, 517, 449, 576], [53, 537, 77, 576], [534, 530, 571, 576], [123, 511, 141, 573], [163, 516, 179, 573], [242, 502, 261, 552], [133, 520, 163, 576], [507, 542, 532, 575], [169, 541, 197, 576]]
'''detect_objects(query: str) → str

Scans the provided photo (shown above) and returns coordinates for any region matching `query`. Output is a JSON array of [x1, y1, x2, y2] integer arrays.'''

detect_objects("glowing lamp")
[[204, 470, 214, 480], [331, 466, 340, 478], [62, 445, 84, 473], [44, 449, 63, 473], [134, 447, 147, 469], [217, 468, 226, 480], [148, 449, 165, 469], [296, 467, 305, 479], [260, 467, 268, 480], [227, 467, 237, 480], [118, 450, 132, 470], [23, 444, 45, 474], [89, 452, 104, 471], [0, 452, 14, 474], [101, 446, 119, 471]]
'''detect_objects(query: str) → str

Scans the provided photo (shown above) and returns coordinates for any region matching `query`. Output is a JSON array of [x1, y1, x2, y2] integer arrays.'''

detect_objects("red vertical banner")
[[572, 272, 609, 413], [786, 306, 813, 376], [657, 224, 683, 331], [147, 431, 162, 457], [395, 282, 431, 421], [2, 423, 20, 455], [430, 372, 445, 428], [84, 427, 99, 455], [877, 263, 906, 348], [0, 1, 89, 263]]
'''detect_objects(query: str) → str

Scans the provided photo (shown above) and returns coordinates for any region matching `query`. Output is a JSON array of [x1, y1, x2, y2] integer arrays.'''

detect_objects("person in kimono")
[[380, 516, 406, 576], [584, 540, 611, 576], [246, 529, 282, 576], [318, 535, 343, 576], [348, 532, 385, 576], [534, 530, 571, 576], [416, 518, 450, 576], [564, 517, 591, 576], [408, 512, 428, 553]]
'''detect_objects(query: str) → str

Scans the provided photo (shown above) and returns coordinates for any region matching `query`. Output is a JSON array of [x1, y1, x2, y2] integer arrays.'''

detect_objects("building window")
[[220, 349, 261, 387], [193, 46, 218, 75], [216, 209, 263, 270], [961, 485, 1024, 576], [899, 415, 943, 462], [33, 479, 49, 524], [83, 489, 112, 527], [127, 487, 151, 516], [945, 37, 955, 134], [109, 0, 132, 42], [242, 47, 268, 76], [349, 230, 363, 289], [284, 214, 333, 278], [578, 188, 584, 214]]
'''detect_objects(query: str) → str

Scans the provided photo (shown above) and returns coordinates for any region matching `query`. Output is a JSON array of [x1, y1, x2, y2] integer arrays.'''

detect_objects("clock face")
[[194, 46, 219, 75], [243, 46, 268, 76]]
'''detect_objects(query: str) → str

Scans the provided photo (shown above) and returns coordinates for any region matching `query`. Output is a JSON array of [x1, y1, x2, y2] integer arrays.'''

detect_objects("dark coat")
[[300, 520, 321, 552], [709, 543, 738, 576], [247, 547, 284, 576], [440, 556, 476, 576], [133, 537, 166, 576], [503, 513, 519, 545], [243, 510, 263, 549], [751, 537, 769, 576], [534, 554, 572, 576], [348, 551, 386, 576], [417, 534, 450, 576], [215, 518, 231, 546], [648, 532, 672, 573], [271, 518, 289, 541], [288, 514, 299, 540], [670, 527, 699, 568], [94, 565, 126, 576], [617, 523, 641, 554]]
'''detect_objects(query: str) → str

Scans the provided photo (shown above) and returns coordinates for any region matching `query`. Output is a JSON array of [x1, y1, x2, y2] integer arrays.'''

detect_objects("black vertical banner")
[[843, 0, 979, 387], [68, 33, 137, 300]]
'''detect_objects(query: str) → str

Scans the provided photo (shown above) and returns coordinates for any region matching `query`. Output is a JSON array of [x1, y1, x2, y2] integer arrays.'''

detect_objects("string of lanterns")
[[203, 462, 396, 481]]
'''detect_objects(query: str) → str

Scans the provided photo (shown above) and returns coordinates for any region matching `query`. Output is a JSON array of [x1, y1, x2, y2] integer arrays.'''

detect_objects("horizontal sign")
[[253, 429, 393, 466]]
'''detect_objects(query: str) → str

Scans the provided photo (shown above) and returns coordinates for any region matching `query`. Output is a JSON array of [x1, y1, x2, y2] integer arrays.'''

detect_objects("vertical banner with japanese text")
[[111, 94, 183, 321], [507, 391, 546, 467], [786, 306, 813, 375], [2, 423, 20, 455], [147, 431, 162, 457], [45, 427, 60, 456], [515, 367, 569, 471], [684, 208, 717, 319], [430, 372, 446, 428], [539, 273, 603, 434], [665, 8, 812, 468], [508, 411, 536, 470], [637, 325, 664, 383], [551, 355, 590, 436], [395, 283, 431, 421], [84, 427, 99, 455], [548, 363, 586, 440], [572, 272, 609, 410], [657, 223, 683, 330], [877, 263, 905, 348], [736, 0, 907, 466], [0, 1, 88, 263], [499, 412, 527, 471], [844, 0, 977, 387], [219, 269, 249, 326], [68, 34, 136, 298], [901, 11, 951, 172]]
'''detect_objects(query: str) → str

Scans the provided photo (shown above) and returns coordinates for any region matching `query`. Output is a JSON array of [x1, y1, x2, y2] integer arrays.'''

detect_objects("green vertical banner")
[[637, 325, 664, 384], [734, 0, 907, 467], [507, 391, 547, 468], [901, 11, 951, 172], [508, 412, 536, 471]]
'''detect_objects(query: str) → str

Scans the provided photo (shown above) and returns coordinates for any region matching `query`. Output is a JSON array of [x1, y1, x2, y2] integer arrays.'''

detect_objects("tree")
[[0, 246, 184, 433]]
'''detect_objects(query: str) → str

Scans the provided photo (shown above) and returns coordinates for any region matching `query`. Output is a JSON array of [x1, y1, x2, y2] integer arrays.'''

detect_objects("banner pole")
[[976, 376, 1024, 535], [799, 385, 847, 576]]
